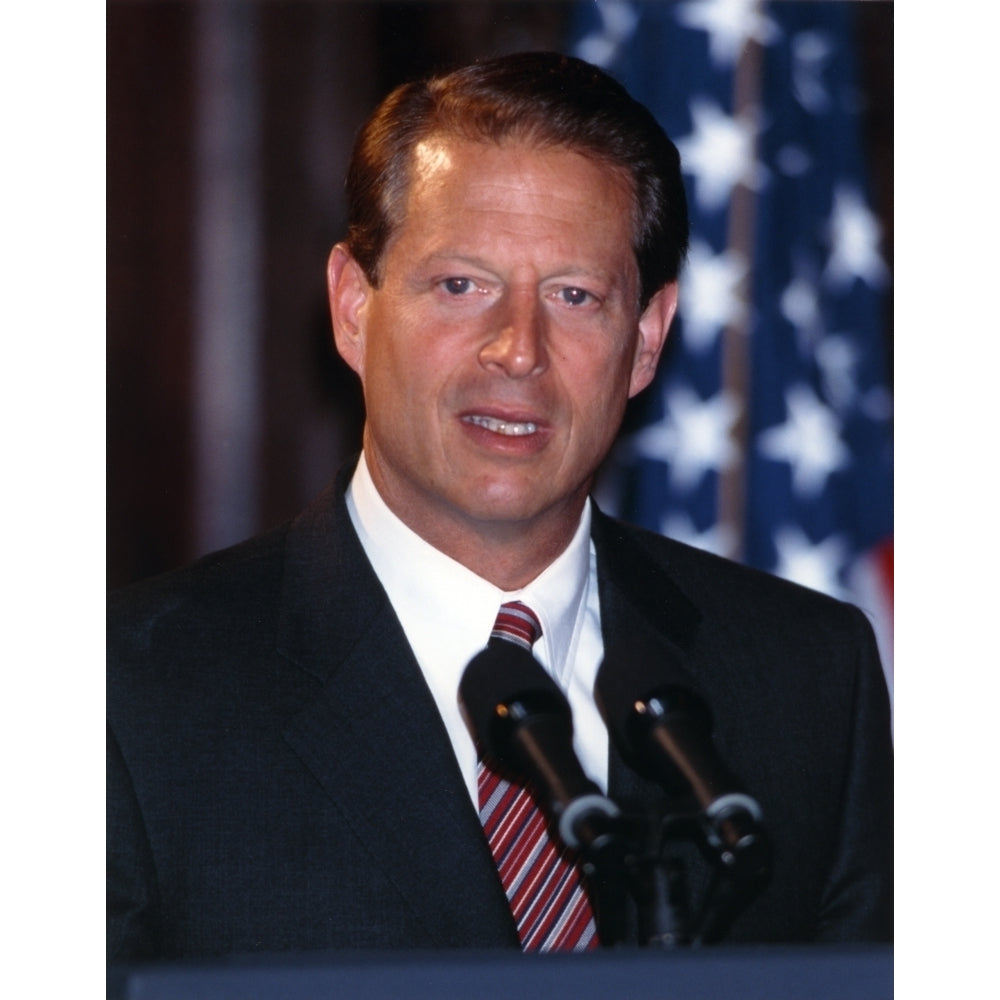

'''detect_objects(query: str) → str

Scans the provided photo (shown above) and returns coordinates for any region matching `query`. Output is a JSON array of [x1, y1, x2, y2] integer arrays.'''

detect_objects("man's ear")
[[628, 281, 678, 398], [327, 242, 371, 379]]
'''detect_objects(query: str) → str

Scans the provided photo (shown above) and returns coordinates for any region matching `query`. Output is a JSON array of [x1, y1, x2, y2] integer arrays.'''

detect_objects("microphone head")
[[596, 646, 713, 790], [459, 640, 571, 764]]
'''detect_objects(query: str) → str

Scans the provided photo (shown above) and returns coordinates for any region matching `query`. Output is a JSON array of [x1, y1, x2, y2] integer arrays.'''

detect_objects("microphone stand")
[[586, 801, 771, 949], [577, 817, 634, 948], [691, 800, 772, 945], [578, 809, 690, 949]]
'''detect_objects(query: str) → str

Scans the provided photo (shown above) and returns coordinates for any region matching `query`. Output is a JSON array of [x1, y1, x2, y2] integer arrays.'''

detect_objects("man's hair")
[[344, 51, 689, 310]]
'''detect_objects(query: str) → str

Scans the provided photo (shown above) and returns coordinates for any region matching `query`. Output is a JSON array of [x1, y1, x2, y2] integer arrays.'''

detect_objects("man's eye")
[[559, 287, 593, 306], [442, 277, 476, 295]]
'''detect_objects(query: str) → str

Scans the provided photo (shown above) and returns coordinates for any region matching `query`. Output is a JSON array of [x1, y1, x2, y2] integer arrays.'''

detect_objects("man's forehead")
[[402, 132, 638, 225], [408, 131, 628, 185], [411, 136, 457, 185]]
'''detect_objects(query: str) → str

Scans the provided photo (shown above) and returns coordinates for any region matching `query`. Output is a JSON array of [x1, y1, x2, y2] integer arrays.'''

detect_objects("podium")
[[109, 945, 891, 999]]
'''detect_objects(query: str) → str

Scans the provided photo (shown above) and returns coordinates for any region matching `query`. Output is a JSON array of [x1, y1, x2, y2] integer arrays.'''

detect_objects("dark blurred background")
[[107, 0, 892, 590]]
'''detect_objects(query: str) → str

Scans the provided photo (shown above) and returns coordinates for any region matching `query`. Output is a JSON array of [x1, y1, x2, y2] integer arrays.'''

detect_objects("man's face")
[[330, 135, 676, 557]]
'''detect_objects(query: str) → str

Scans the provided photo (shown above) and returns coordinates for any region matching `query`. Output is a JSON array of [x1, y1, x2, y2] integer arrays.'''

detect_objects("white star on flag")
[[662, 513, 737, 559], [772, 525, 848, 598], [676, 98, 759, 213], [631, 385, 741, 491], [573, 0, 641, 68], [774, 143, 812, 177], [815, 335, 860, 412], [780, 268, 823, 350], [791, 29, 834, 113], [757, 384, 849, 496], [675, 0, 779, 67], [680, 239, 749, 351], [825, 184, 888, 289]]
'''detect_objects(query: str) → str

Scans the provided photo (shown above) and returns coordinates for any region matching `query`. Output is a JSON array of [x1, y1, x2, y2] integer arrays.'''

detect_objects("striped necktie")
[[477, 601, 600, 951]]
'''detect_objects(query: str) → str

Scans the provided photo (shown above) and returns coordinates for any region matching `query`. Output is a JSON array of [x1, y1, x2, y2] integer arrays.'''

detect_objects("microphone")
[[595, 650, 770, 881], [459, 640, 621, 853]]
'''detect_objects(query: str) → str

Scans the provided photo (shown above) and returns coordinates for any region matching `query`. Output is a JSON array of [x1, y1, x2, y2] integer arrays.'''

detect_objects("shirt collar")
[[345, 452, 591, 676]]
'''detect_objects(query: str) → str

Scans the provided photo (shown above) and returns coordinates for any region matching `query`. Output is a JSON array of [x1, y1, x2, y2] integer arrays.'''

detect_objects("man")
[[108, 52, 892, 962]]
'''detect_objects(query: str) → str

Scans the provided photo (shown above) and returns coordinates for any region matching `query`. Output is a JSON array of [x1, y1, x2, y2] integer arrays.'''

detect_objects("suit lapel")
[[591, 508, 703, 806], [591, 507, 701, 657], [275, 472, 517, 947]]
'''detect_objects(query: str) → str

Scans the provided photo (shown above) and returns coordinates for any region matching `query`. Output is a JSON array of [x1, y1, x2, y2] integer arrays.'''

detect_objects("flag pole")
[[717, 23, 764, 563]]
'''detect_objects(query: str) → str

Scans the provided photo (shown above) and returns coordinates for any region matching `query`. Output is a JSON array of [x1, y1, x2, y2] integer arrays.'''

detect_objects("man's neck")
[[395, 505, 584, 591]]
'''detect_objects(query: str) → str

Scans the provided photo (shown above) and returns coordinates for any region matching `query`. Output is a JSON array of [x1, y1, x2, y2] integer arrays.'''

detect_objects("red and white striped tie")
[[477, 601, 600, 952]]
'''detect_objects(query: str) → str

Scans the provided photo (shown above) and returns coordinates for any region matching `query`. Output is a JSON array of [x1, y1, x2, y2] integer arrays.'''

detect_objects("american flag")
[[571, 0, 894, 696]]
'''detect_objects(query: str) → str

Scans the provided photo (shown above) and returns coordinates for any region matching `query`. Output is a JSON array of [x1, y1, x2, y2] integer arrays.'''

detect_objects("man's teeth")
[[465, 415, 538, 436]]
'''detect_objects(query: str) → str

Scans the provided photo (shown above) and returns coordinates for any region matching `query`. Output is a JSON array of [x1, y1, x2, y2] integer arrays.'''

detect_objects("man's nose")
[[478, 289, 548, 378]]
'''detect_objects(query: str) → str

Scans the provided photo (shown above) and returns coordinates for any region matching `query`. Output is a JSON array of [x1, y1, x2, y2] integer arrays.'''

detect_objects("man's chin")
[[453, 482, 587, 534]]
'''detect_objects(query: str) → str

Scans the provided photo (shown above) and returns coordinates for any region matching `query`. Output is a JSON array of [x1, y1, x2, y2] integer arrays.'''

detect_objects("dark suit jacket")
[[107, 465, 892, 962]]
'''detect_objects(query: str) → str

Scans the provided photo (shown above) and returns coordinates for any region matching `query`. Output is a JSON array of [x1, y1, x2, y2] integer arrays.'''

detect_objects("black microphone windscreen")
[[595, 642, 714, 783], [459, 641, 570, 756], [597, 652, 670, 725], [596, 639, 697, 722]]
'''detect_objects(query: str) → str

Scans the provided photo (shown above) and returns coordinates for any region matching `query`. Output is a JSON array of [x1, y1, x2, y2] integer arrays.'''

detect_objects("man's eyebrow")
[[421, 251, 496, 270], [421, 252, 627, 285]]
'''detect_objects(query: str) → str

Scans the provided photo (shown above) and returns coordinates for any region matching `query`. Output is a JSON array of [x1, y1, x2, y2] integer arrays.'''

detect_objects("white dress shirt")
[[346, 453, 608, 807]]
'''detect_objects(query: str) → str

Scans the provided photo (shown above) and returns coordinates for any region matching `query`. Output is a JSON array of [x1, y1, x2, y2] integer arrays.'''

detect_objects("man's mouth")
[[462, 414, 539, 437]]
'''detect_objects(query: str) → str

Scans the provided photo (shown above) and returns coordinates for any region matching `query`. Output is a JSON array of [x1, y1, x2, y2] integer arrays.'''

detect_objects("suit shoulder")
[[600, 514, 869, 633], [107, 524, 290, 661]]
